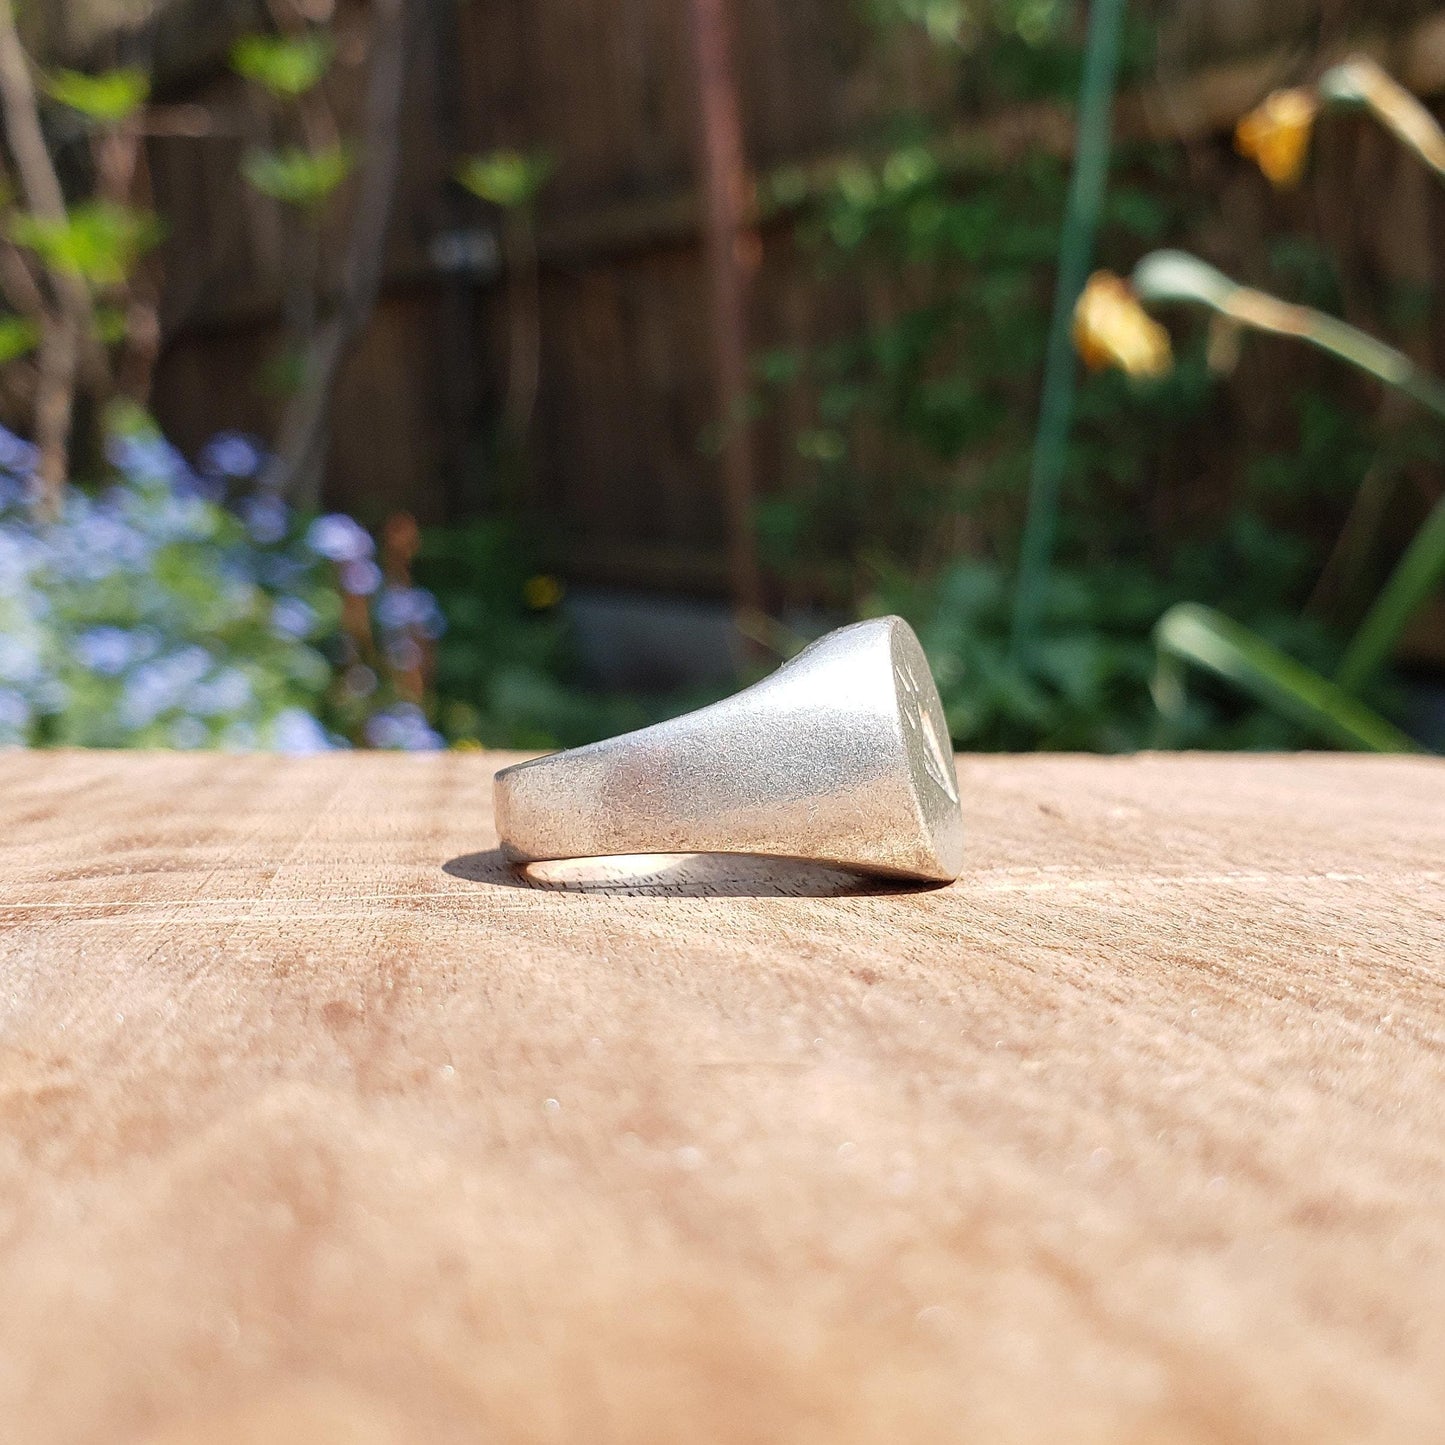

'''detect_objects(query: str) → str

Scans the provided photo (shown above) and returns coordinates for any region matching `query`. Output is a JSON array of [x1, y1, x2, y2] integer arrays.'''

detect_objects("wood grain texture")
[[1, 750, 1442, 1444]]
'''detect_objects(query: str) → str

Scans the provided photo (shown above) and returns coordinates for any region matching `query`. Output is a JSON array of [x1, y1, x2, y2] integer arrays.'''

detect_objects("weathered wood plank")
[[0, 751, 1442, 1443]]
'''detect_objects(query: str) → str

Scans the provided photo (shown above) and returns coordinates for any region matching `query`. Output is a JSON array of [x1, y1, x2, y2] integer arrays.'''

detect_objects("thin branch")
[[98, 124, 164, 406], [0, 1, 66, 222], [0, 158, 49, 318], [30, 311, 80, 514], [259, 0, 412, 507], [0, 0, 84, 515], [0, 0, 114, 517]]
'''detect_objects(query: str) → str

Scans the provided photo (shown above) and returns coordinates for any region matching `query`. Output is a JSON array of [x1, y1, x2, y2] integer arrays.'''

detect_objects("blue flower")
[[118, 668, 174, 729], [189, 668, 254, 717], [385, 636, 422, 672], [375, 585, 445, 639], [199, 432, 265, 480], [107, 430, 196, 491], [0, 425, 40, 477], [271, 707, 333, 754], [1, 416, 453, 754], [363, 701, 443, 751], [271, 596, 316, 639], [60, 508, 152, 579], [118, 646, 213, 728], [169, 716, 209, 749], [0, 687, 32, 743], [0, 529, 37, 590], [243, 494, 289, 545], [339, 558, 382, 596], [306, 514, 374, 563], [0, 473, 26, 513], [127, 490, 213, 543], [0, 632, 43, 686], [75, 626, 138, 677]]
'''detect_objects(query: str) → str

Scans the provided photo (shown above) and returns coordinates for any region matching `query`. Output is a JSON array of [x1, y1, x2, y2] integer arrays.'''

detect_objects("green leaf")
[[93, 305, 128, 345], [0, 314, 39, 363], [1318, 58, 1445, 189], [1132, 249, 1445, 422], [242, 145, 353, 210], [44, 67, 150, 123], [1153, 603, 1419, 753], [456, 150, 553, 209], [259, 342, 310, 397], [796, 428, 846, 462], [1336, 492, 1445, 691], [231, 33, 333, 97], [8, 203, 164, 287]]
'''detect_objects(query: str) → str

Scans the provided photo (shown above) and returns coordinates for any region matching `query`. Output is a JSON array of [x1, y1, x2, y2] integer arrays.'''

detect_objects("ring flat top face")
[[494, 616, 964, 882], [882, 620, 965, 879]]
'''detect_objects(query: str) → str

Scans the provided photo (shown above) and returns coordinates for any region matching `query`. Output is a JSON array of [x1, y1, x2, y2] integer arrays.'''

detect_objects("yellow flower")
[[1235, 88, 1320, 188], [1072, 272, 1173, 379], [523, 574, 564, 610]]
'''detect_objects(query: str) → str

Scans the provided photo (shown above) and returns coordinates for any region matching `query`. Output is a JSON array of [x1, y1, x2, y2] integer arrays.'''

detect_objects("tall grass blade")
[[1009, 0, 1129, 659], [1153, 603, 1419, 753], [1336, 493, 1445, 691]]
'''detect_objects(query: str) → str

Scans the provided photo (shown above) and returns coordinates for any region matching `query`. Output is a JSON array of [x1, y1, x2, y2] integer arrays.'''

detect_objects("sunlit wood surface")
[[1, 750, 1442, 1443]]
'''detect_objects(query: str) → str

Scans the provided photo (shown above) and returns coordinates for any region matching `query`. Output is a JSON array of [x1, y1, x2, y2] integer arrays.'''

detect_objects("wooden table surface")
[[1, 750, 1442, 1444]]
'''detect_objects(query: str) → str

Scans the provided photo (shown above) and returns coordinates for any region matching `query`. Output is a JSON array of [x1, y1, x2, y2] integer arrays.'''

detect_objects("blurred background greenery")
[[0, 0, 1442, 753]]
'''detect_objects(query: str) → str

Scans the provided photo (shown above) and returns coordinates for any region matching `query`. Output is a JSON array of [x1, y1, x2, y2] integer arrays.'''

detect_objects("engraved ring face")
[[895, 655, 959, 804]]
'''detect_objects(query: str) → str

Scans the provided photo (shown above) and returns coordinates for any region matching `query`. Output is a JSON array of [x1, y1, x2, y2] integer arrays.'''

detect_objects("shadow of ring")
[[442, 849, 943, 899]]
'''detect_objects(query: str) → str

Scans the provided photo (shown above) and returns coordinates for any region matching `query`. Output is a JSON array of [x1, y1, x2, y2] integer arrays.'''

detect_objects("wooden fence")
[[131, 0, 1445, 600]]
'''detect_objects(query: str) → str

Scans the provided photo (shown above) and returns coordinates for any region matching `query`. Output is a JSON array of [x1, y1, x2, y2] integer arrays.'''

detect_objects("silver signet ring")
[[493, 615, 964, 882]]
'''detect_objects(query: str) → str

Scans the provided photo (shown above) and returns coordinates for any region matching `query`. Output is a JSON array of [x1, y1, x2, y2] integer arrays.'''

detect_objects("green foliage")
[[747, 4, 1441, 753], [867, 557, 1161, 750], [44, 67, 149, 124], [1154, 604, 1416, 753], [242, 144, 353, 211], [92, 305, 129, 346], [415, 521, 655, 749], [754, 137, 1201, 580], [866, 493, 1367, 752], [0, 314, 39, 363], [864, 0, 1154, 102], [456, 150, 553, 209], [231, 33, 333, 97], [1128, 247, 1445, 740], [8, 202, 163, 287]]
